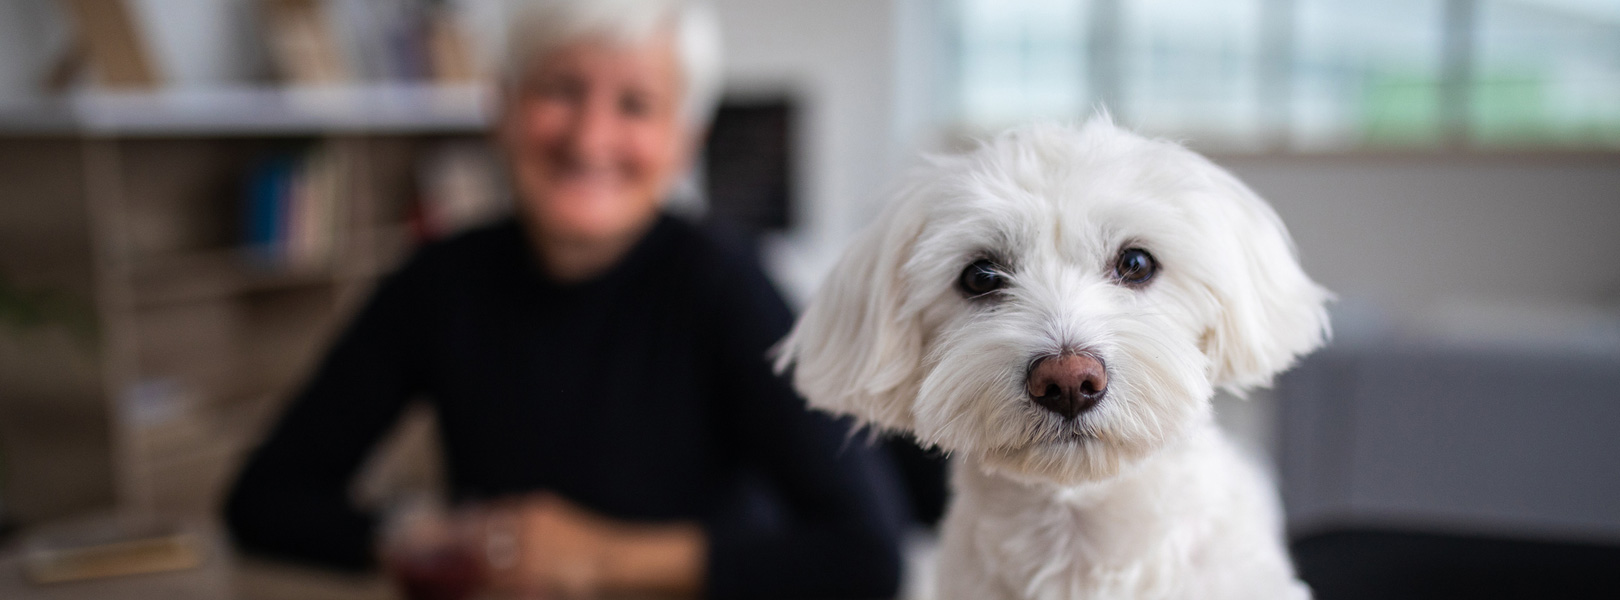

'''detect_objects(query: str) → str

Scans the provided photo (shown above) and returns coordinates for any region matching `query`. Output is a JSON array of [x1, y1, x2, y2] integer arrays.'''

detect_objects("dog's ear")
[[1197, 161, 1332, 393], [776, 192, 929, 431]]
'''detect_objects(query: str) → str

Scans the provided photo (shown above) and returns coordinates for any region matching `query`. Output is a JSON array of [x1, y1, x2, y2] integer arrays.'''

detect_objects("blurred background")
[[0, 0, 1617, 597]]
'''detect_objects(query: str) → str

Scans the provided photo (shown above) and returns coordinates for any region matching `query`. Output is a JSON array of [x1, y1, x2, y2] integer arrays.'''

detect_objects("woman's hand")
[[479, 493, 706, 599], [480, 493, 612, 598]]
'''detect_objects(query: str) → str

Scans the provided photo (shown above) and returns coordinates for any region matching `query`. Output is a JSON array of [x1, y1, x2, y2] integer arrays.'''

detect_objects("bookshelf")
[[0, 84, 496, 523]]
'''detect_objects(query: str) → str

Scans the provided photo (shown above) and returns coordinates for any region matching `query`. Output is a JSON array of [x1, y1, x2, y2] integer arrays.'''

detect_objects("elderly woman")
[[224, 1, 905, 598]]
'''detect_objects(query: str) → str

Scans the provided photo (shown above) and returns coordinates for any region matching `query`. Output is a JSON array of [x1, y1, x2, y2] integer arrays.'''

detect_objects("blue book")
[[245, 156, 296, 267]]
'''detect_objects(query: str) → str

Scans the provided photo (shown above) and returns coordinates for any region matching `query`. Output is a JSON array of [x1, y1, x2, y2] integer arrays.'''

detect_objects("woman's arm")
[[224, 261, 431, 570]]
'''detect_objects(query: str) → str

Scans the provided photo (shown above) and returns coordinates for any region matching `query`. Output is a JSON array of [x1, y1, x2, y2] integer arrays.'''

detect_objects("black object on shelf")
[[1292, 527, 1620, 600]]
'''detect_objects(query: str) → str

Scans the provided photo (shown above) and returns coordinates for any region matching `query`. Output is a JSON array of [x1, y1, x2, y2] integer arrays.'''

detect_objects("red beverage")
[[388, 544, 486, 600]]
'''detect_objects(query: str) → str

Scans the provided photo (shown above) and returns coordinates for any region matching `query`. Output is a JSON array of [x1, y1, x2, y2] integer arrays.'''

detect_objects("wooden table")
[[0, 519, 395, 600]]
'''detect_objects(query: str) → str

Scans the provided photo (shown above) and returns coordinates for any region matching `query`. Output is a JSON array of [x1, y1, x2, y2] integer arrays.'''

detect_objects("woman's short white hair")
[[503, 0, 724, 131]]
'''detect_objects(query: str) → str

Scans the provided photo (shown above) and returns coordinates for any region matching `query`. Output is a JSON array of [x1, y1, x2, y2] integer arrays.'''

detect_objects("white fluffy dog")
[[778, 119, 1330, 600]]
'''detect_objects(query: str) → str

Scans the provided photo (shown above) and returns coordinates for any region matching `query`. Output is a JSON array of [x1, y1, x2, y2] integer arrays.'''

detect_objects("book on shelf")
[[242, 140, 503, 270], [243, 144, 353, 270]]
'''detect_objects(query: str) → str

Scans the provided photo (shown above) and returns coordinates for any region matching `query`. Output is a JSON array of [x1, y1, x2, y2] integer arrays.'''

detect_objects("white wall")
[[1217, 154, 1620, 323], [709, 0, 905, 301], [0, 0, 70, 101]]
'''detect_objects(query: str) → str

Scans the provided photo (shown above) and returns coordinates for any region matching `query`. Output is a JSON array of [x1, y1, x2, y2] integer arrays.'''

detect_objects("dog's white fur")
[[778, 119, 1330, 599]]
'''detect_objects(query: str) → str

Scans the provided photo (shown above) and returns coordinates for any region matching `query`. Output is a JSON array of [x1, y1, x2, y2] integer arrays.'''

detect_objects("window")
[[943, 0, 1620, 150], [1472, 0, 1620, 146], [953, 0, 1091, 125]]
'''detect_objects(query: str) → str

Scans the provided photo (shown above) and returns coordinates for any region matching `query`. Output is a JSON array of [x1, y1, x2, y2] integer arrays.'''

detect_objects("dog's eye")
[[1114, 248, 1158, 286], [958, 259, 1007, 298]]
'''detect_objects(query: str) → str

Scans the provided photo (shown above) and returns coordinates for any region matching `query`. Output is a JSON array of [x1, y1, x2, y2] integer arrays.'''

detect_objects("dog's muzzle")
[[1026, 353, 1108, 420]]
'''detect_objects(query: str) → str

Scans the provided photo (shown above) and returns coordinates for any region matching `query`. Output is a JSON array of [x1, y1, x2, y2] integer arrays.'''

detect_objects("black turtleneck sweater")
[[225, 215, 905, 599]]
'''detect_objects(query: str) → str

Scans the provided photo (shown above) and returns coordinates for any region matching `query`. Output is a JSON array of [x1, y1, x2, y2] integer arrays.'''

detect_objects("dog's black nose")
[[1026, 353, 1108, 419]]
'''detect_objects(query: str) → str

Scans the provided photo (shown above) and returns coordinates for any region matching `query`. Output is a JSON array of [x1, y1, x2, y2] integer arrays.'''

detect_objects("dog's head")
[[779, 119, 1331, 484]]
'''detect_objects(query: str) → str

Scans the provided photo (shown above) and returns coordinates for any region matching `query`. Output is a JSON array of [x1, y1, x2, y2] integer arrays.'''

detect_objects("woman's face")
[[500, 36, 691, 245]]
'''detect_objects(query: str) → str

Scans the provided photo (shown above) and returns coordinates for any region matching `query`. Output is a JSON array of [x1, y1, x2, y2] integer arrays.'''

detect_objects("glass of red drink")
[[380, 497, 488, 600]]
